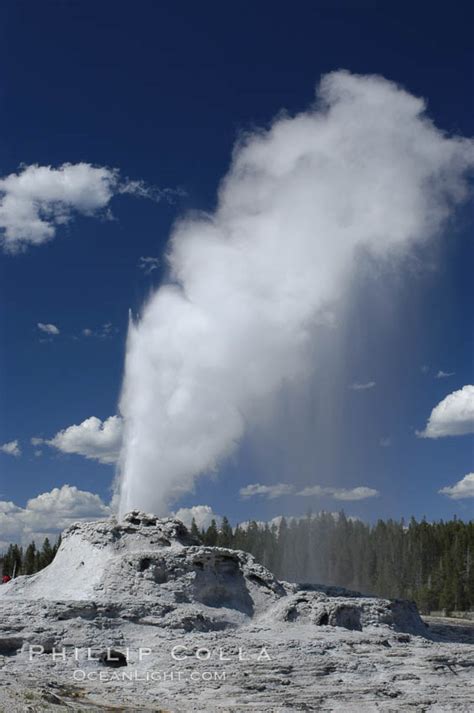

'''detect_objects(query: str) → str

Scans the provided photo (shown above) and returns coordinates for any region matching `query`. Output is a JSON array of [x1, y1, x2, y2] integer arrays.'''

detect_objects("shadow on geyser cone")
[[0, 511, 428, 637]]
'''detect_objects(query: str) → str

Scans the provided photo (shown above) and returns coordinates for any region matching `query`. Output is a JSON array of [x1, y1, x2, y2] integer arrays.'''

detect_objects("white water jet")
[[117, 70, 474, 517]]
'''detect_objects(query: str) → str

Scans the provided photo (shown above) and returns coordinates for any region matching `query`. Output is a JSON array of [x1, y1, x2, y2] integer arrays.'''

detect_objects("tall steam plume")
[[117, 71, 474, 517]]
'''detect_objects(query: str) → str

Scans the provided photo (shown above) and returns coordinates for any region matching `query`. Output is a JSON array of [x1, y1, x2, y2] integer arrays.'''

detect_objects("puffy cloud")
[[297, 485, 379, 500], [329, 486, 379, 501], [37, 322, 60, 335], [240, 483, 295, 499], [296, 485, 326, 497], [0, 501, 24, 540], [439, 473, 474, 500], [0, 440, 21, 457], [26, 485, 108, 517], [138, 256, 160, 274], [0, 485, 110, 544], [0, 163, 176, 252], [435, 370, 455, 379], [45, 416, 122, 464], [30, 437, 44, 457], [173, 505, 221, 529], [117, 70, 474, 516], [349, 381, 376, 391], [418, 385, 474, 438], [0, 164, 117, 251], [240, 482, 379, 501]]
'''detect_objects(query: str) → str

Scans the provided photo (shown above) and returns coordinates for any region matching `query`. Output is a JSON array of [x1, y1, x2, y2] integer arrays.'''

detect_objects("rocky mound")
[[0, 511, 427, 637], [0, 512, 201, 601]]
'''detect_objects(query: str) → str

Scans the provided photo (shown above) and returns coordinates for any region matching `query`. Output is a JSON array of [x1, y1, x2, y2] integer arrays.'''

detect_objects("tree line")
[[0, 536, 61, 577], [193, 512, 474, 614]]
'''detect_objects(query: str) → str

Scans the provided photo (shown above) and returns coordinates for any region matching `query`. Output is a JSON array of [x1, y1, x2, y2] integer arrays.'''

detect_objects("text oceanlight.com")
[[73, 670, 228, 683]]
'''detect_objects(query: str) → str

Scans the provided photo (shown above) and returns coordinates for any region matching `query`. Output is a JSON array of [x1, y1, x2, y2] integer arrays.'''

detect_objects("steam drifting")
[[117, 71, 474, 517]]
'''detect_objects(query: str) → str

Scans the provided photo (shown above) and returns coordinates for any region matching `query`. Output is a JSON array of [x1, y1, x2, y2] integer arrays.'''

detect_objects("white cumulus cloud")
[[37, 322, 60, 335], [240, 482, 379, 501], [329, 486, 379, 501], [240, 483, 295, 499], [45, 415, 122, 464], [297, 485, 379, 500], [418, 385, 474, 438], [0, 485, 110, 544], [296, 485, 326, 497], [0, 163, 176, 252], [0, 440, 21, 457], [439, 473, 474, 499], [173, 505, 221, 529], [435, 370, 455, 379]]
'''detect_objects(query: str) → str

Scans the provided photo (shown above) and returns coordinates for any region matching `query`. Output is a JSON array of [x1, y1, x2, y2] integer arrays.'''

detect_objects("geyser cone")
[[0, 511, 427, 637]]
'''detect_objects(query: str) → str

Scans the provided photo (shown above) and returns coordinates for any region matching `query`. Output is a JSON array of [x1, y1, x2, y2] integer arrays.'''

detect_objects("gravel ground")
[[0, 615, 472, 711]]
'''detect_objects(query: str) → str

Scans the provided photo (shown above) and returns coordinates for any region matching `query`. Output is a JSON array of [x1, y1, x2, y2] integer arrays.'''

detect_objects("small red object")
[[2, 575, 11, 583]]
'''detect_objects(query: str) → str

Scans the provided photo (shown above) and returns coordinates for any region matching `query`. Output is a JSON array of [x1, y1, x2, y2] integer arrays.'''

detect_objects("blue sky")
[[0, 1, 472, 540]]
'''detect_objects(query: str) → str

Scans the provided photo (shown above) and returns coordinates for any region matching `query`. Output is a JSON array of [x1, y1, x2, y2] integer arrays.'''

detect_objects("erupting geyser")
[[117, 70, 474, 517]]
